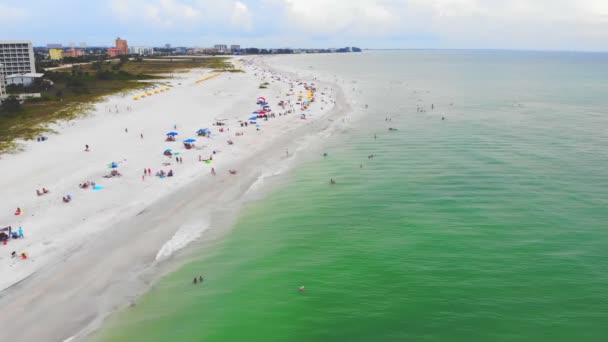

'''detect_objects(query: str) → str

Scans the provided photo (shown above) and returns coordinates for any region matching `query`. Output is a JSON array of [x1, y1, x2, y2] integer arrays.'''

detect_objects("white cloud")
[[272, 0, 399, 36], [0, 2, 28, 22], [231, 1, 253, 31], [110, 0, 252, 31], [266, 0, 608, 50], [110, 0, 201, 28], [103, 0, 608, 50]]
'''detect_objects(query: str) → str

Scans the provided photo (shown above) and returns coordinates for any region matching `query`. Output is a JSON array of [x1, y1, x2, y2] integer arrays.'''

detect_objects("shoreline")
[[0, 56, 351, 342]]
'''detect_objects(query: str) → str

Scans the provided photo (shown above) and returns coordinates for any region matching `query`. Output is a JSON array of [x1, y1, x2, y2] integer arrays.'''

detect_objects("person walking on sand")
[[18, 227, 23, 238], [193, 277, 198, 284], [199, 276, 203, 283], [148, 168, 151, 175], [140, 133, 143, 139], [125, 128, 128, 133], [85, 144, 89, 151]]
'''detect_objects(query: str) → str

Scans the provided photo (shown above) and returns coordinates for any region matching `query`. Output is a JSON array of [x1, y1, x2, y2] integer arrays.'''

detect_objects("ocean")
[[94, 50, 608, 341]]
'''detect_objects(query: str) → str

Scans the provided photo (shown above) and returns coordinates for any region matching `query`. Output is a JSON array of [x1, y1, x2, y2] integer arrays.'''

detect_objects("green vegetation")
[[0, 57, 233, 153]]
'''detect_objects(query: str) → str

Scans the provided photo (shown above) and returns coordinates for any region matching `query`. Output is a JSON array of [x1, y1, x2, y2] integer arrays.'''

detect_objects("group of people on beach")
[[4, 60, 334, 293]]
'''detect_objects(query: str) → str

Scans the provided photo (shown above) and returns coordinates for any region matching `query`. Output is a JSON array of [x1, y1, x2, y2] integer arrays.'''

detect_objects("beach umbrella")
[[165, 148, 173, 152], [196, 128, 211, 135], [249, 116, 258, 121], [166, 132, 179, 136], [184, 138, 197, 143], [252, 111, 260, 114], [108, 162, 118, 169], [258, 96, 266, 102]]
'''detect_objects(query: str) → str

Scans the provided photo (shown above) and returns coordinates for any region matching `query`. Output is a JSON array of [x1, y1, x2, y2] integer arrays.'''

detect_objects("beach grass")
[[0, 57, 231, 153]]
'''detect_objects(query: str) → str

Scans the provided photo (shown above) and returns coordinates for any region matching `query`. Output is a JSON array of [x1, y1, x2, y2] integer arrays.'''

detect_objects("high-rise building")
[[230, 45, 241, 52], [49, 49, 63, 60], [47, 43, 62, 49], [116, 37, 128, 54], [108, 37, 129, 57], [165, 44, 171, 49], [0, 41, 36, 78]]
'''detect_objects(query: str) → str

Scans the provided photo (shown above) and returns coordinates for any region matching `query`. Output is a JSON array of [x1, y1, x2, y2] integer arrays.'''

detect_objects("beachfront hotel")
[[0, 41, 36, 79]]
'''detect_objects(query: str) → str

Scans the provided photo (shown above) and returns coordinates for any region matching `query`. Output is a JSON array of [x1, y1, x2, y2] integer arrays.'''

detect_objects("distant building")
[[115, 37, 128, 54], [5, 72, 44, 87], [165, 43, 171, 49], [174, 47, 187, 54], [0, 41, 36, 78], [107, 48, 120, 58], [46, 43, 62, 49], [62, 49, 85, 58], [129, 46, 154, 56], [230, 45, 241, 52], [49, 49, 63, 60], [214, 44, 228, 53], [109, 37, 129, 57]]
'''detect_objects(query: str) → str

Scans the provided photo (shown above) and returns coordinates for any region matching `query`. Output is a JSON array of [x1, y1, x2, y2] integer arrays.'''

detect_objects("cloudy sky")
[[2, 0, 608, 51]]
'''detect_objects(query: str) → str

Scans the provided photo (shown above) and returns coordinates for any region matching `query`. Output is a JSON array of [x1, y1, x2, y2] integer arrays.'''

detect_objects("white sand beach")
[[0, 56, 348, 342]]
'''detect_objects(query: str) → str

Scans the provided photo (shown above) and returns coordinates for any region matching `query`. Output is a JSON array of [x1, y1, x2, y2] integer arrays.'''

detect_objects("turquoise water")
[[96, 51, 608, 341]]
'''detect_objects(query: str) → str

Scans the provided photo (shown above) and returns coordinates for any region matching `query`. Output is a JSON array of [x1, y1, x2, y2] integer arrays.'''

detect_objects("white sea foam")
[[155, 222, 209, 261], [244, 153, 297, 198]]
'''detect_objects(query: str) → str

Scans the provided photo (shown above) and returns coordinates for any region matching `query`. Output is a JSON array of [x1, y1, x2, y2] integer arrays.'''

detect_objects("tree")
[[0, 96, 22, 112]]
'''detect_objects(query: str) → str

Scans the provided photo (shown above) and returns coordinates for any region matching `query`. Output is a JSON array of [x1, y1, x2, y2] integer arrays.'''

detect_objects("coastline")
[[0, 56, 351, 342]]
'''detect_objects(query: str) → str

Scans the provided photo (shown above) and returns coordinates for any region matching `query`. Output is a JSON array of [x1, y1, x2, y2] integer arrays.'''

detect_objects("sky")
[[2, 0, 608, 51]]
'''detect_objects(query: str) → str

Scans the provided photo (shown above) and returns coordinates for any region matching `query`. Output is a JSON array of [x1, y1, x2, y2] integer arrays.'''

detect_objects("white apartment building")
[[214, 44, 228, 53], [0, 41, 36, 79], [129, 46, 155, 56]]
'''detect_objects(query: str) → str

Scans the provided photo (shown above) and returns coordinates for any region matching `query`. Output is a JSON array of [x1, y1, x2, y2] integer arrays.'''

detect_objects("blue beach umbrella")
[[184, 138, 197, 143], [249, 116, 258, 121], [166, 132, 179, 136]]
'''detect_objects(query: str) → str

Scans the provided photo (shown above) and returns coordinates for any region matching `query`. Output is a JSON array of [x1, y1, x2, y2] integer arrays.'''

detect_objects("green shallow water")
[[96, 51, 608, 341]]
